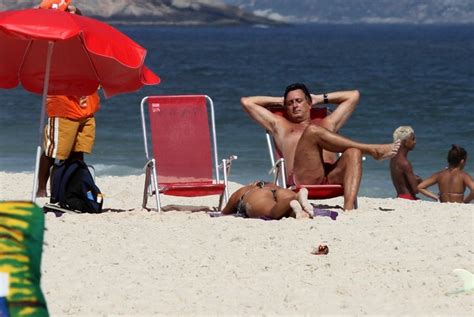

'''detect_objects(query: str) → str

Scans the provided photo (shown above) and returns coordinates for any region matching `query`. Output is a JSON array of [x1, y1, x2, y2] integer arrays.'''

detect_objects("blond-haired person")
[[390, 126, 421, 200]]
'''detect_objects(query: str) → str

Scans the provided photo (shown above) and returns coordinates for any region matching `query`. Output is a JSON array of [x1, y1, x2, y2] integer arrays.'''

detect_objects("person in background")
[[36, 0, 99, 197], [417, 145, 474, 203], [390, 126, 421, 200]]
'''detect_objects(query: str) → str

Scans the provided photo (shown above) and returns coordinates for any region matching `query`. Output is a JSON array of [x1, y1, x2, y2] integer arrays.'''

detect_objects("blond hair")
[[393, 126, 414, 142]]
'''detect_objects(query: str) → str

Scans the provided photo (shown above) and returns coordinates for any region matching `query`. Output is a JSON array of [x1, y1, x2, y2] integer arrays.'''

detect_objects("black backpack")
[[50, 160, 103, 213]]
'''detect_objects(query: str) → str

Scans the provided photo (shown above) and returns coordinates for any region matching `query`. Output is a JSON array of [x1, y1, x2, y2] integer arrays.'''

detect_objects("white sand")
[[1, 172, 473, 315]]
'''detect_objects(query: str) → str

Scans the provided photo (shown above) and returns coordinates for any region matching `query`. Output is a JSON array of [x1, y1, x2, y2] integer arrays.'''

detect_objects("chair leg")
[[354, 197, 358, 209], [149, 159, 162, 212], [142, 165, 151, 210], [217, 193, 225, 211]]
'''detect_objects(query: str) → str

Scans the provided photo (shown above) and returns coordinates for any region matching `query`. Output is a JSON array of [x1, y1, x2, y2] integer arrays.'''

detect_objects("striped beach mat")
[[0, 201, 48, 316]]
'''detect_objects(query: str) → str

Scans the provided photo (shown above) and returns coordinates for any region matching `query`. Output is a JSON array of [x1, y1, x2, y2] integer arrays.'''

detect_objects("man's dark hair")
[[284, 83, 311, 103], [447, 144, 467, 166]]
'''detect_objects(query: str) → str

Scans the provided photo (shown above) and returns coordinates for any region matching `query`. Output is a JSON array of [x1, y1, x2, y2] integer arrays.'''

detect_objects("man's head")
[[393, 126, 416, 150], [39, 0, 71, 11], [39, 0, 81, 15], [283, 83, 312, 122], [447, 144, 467, 167]]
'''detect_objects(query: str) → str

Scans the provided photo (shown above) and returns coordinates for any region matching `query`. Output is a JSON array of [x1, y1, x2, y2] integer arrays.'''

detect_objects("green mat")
[[0, 201, 48, 316]]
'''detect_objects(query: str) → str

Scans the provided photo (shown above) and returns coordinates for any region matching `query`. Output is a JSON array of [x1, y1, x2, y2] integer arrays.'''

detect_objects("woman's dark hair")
[[284, 83, 311, 103], [68, 5, 82, 15], [447, 144, 467, 166]]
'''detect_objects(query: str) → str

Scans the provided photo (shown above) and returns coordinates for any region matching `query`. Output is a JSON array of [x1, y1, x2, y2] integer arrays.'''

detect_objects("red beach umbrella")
[[0, 8, 160, 200]]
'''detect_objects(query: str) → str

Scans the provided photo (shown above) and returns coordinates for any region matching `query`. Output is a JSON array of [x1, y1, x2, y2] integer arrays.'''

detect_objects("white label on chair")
[[151, 103, 161, 112], [0, 272, 9, 297]]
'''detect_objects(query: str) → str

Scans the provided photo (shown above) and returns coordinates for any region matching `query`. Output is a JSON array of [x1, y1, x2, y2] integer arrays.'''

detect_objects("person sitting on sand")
[[417, 145, 474, 203], [390, 126, 422, 200], [222, 181, 313, 219], [241, 83, 400, 210]]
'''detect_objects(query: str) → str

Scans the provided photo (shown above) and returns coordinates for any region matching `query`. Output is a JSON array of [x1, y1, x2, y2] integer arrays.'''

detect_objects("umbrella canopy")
[[0, 8, 160, 201], [0, 8, 160, 97]]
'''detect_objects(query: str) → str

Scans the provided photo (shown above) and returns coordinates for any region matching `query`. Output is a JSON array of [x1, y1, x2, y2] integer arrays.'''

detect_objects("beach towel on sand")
[[209, 206, 338, 220], [0, 201, 48, 316]]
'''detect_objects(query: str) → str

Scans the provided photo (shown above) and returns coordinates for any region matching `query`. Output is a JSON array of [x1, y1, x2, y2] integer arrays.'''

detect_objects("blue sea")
[[1, 24, 473, 198]]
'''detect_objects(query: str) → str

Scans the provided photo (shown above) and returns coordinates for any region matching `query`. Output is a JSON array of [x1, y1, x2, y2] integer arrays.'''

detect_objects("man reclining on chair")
[[241, 83, 400, 210]]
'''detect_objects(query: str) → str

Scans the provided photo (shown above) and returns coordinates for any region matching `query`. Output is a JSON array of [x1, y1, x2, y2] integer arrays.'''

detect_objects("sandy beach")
[[0, 171, 473, 315]]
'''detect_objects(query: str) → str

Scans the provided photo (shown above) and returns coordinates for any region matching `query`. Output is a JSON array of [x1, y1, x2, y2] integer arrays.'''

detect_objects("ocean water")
[[1, 24, 473, 198]]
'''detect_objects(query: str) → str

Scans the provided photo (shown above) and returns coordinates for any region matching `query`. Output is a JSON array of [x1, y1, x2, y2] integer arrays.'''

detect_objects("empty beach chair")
[[265, 105, 357, 208], [140, 95, 236, 212]]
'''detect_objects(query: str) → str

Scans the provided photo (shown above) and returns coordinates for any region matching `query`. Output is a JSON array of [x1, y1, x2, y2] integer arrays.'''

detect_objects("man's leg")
[[302, 124, 399, 159], [36, 152, 54, 197], [73, 116, 95, 160], [294, 124, 399, 184], [326, 148, 363, 210], [67, 151, 84, 162], [38, 117, 80, 196]]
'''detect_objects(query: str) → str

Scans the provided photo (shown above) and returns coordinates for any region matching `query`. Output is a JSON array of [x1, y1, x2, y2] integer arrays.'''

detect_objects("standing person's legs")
[[37, 117, 80, 196], [37, 153, 54, 197], [72, 116, 95, 158], [67, 151, 84, 162]]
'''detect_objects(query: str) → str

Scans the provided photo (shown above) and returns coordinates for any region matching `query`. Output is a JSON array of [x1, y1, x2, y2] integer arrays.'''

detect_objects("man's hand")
[[320, 90, 360, 132], [310, 94, 324, 106]]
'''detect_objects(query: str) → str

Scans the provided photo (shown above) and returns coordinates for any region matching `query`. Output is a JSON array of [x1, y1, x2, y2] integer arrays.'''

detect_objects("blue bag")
[[50, 160, 103, 213]]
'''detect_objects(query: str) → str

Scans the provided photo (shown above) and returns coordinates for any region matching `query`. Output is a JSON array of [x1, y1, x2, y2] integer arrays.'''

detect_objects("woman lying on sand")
[[417, 145, 474, 203], [222, 181, 313, 219]]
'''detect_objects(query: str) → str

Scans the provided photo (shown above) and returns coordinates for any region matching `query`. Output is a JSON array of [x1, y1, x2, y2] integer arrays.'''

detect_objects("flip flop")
[[311, 244, 329, 255]]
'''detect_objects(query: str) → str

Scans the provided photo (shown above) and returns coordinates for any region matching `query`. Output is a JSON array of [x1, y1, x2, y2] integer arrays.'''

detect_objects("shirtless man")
[[222, 181, 313, 219], [390, 126, 422, 200], [241, 83, 400, 210], [417, 145, 474, 203]]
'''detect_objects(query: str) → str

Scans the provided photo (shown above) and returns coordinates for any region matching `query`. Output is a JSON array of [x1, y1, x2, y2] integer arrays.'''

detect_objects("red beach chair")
[[140, 95, 236, 212], [266, 106, 357, 208]]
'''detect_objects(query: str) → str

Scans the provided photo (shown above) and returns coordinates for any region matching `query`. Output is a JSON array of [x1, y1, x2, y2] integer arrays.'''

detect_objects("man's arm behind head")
[[320, 90, 360, 133], [240, 96, 282, 133]]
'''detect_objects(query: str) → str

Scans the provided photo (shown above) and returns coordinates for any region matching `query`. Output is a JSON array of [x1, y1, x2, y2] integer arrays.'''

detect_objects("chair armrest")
[[219, 155, 238, 203], [218, 155, 238, 176], [268, 158, 286, 187]]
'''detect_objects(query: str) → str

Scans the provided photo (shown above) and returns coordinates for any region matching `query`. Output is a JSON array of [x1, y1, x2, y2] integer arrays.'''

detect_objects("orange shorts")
[[43, 116, 96, 160]]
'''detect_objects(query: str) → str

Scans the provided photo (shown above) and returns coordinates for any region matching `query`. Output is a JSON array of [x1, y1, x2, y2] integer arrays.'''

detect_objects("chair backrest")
[[141, 95, 219, 184]]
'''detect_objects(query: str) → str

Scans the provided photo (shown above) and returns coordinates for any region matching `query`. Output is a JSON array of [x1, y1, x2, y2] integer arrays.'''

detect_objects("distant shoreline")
[[102, 20, 472, 27]]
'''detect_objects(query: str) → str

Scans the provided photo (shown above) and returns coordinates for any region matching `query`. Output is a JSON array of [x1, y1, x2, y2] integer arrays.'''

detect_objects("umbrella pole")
[[32, 41, 54, 202]]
